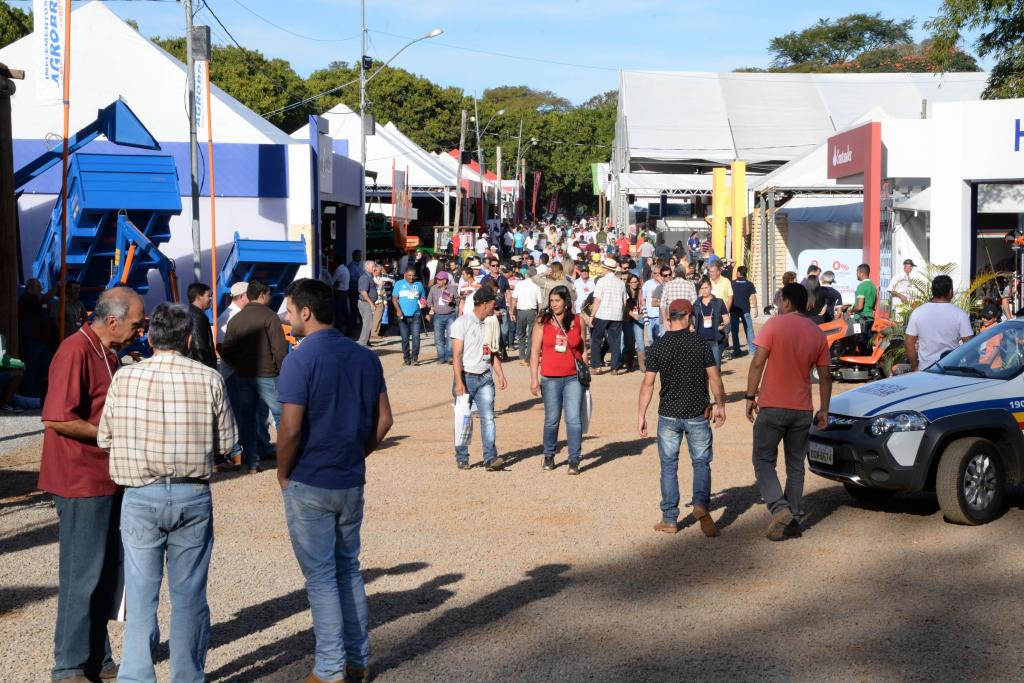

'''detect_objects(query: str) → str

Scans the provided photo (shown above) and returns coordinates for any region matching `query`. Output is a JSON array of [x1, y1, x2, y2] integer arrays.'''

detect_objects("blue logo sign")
[[1016, 119, 1023, 152]]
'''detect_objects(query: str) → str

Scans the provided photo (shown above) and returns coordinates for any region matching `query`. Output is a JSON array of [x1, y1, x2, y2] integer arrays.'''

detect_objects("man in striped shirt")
[[98, 303, 237, 683], [659, 264, 697, 325]]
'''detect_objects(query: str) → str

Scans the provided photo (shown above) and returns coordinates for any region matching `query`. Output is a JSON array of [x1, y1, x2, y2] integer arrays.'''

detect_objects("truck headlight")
[[869, 411, 928, 437]]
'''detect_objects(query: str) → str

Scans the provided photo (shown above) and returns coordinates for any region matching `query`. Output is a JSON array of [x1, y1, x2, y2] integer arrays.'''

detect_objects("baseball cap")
[[230, 282, 248, 297], [668, 299, 693, 317], [435, 271, 449, 281], [473, 287, 497, 304]]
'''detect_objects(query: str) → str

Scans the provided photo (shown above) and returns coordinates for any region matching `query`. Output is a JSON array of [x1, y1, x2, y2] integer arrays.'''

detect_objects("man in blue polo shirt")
[[276, 278, 394, 683], [392, 266, 427, 366]]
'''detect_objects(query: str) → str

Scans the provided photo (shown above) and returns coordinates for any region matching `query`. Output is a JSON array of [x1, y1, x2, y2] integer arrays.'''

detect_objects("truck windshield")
[[928, 321, 1024, 380]]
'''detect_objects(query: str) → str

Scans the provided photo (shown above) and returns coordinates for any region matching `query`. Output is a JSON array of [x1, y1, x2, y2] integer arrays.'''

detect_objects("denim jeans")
[[497, 310, 510, 352], [236, 375, 282, 469], [590, 318, 622, 370], [504, 311, 517, 350], [225, 374, 272, 458], [629, 318, 645, 353], [283, 481, 368, 681], [433, 312, 455, 362], [397, 311, 421, 362], [644, 319, 662, 347], [701, 336, 722, 369], [730, 310, 756, 355], [752, 407, 813, 519], [453, 372, 497, 465], [656, 415, 713, 523], [541, 375, 583, 464], [52, 494, 120, 681], [119, 482, 214, 683], [516, 310, 537, 362]]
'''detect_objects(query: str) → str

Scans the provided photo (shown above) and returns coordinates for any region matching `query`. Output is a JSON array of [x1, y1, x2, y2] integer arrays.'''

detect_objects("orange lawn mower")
[[817, 314, 907, 382]]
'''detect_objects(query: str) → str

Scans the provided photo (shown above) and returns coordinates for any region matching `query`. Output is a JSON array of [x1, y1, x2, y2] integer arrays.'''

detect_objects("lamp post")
[[470, 99, 503, 224], [359, 1, 441, 250]]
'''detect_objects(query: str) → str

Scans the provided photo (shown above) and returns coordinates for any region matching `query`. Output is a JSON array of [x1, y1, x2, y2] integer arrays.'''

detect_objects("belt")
[[461, 369, 490, 377], [160, 476, 210, 486]]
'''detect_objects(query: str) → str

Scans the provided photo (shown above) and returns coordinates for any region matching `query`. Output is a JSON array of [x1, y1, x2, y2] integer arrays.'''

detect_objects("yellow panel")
[[731, 160, 747, 263], [711, 167, 728, 258]]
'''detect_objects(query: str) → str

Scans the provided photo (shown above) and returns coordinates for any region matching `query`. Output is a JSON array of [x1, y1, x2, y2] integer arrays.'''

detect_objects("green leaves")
[[769, 13, 915, 67], [926, 0, 1024, 98]]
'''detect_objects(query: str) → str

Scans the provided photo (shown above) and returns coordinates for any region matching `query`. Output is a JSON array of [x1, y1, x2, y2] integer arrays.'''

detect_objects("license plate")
[[808, 442, 834, 465]]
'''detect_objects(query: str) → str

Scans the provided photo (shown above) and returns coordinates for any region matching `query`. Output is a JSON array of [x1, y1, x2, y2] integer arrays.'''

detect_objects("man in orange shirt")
[[615, 232, 631, 258], [745, 283, 831, 541]]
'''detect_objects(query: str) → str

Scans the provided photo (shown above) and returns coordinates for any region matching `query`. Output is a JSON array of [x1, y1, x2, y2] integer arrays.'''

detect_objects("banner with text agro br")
[[34, 0, 67, 104]]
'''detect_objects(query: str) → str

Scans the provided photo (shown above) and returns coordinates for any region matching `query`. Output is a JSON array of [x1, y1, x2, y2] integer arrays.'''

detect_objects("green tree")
[[927, 0, 1024, 98], [153, 36, 312, 132], [769, 13, 915, 67], [0, 3, 32, 49]]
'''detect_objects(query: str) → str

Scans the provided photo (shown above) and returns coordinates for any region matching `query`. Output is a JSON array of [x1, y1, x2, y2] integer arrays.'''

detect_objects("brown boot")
[[692, 504, 719, 537], [653, 520, 678, 534], [765, 508, 794, 541]]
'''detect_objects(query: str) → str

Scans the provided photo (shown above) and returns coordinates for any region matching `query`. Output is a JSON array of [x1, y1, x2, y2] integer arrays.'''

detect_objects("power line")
[[221, 0, 358, 43]]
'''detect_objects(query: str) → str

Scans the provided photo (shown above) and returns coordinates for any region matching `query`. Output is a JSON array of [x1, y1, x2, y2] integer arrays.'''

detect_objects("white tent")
[[382, 122, 457, 186], [318, 103, 453, 190], [1, 0, 315, 296]]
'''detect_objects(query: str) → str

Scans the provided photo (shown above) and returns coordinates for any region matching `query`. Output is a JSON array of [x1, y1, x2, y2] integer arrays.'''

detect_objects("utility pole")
[[453, 109, 467, 228], [520, 157, 526, 223], [358, 0, 367, 253], [512, 119, 523, 224], [184, 0, 201, 284], [0, 64, 23, 356], [495, 145, 502, 224]]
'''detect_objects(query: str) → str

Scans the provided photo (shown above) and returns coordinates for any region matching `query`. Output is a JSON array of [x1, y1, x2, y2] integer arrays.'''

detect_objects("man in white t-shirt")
[[905, 275, 973, 372], [511, 268, 541, 365], [451, 287, 508, 471], [642, 264, 669, 345], [475, 235, 489, 259], [888, 258, 918, 310], [590, 258, 628, 374]]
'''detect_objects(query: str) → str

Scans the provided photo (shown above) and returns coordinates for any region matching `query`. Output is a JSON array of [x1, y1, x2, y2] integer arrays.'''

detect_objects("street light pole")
[[184, 0, 201, 283], [358, 0, 367, 253]]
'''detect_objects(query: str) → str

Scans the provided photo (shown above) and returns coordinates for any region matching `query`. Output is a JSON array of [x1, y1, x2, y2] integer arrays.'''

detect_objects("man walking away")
[[590, 257, 628, 374], [746, 283, 831, 541], [186, 282, 217, 369], [905, 275, 973, 372], [638, 299, 726, 537], [220, 280, 288, 474], [276, 279, 393, 683], [511, 268, 541, 365], [40, 287, 145, 683], [97, 303, 237, 683], [729, 266, 758, 357], [658, 264, 697, 325], [356, 261, 377, 347], [452, 288, 509, 471]]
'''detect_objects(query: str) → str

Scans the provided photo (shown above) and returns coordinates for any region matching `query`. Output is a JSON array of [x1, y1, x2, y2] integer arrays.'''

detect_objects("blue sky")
[[16, 0, 992, 104]]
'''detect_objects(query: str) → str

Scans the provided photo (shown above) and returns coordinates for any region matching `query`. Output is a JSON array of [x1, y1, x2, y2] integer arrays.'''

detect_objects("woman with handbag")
[[530, 285, 588, 475]]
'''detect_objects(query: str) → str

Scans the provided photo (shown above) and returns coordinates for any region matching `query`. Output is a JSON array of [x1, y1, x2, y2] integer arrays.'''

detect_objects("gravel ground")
[[3, 333, 1024, 682]]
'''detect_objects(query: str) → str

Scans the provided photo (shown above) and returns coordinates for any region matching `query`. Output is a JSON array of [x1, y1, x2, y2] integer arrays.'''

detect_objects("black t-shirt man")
[[731, 277, 756, 315], [820, 286, 843, 322], [645, 329, 716, 419]]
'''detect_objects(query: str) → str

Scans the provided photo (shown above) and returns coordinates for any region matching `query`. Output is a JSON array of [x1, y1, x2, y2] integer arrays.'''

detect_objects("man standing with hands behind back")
[[746, 283, 831, 542], [275, 279, 393, 683], [40, 287, 145, 683]]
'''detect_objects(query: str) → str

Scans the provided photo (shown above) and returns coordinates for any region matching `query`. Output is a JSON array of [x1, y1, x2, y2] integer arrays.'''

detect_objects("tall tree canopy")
[[927, 0, 1024, 98], [769, 13, 915, 67], [0, 3, 32, 49]]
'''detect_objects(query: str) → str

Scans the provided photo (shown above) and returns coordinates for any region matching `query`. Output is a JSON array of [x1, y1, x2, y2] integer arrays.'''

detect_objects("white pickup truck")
[[808, 320, 1024, 525]]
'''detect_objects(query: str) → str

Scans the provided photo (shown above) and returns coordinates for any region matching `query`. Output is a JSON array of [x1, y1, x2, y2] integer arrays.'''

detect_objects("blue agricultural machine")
[[216, 232, 307, 314]]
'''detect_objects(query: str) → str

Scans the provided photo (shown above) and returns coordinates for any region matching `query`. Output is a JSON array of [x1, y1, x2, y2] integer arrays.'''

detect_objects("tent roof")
[[895, 187, 931, 213], [316, 103, 454, 188], [618, 70, 988, 165], [0, 1, 293, 144], [777, 196, 864, 224], [382, 122, 457, 185], [619, 172, 713, 194]]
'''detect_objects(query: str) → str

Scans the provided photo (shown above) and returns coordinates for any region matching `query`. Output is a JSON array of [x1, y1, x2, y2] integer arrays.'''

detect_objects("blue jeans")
[[701, 336, 722, 369], [119, 482, 214, 683], [225, 373, 272, 457], [433, 312, 455, 362], [541, 375, 584, 464], [52, 495, 120, 681], [397, 311, 421, 362], [590, 318, 622, 370], [453, 372, 497, 465], [629, 318, 645, 353], [236, 375, 282, 469], [284, 481, 368, 680], [497, 310, 510, 352], [730, 310, 756, 355], [656, 415, 713, 523], [645, 319, 662, 346]]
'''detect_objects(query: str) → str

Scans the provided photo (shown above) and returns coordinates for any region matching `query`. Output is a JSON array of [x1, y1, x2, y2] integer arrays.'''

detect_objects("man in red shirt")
[[745, 283, 831, 541], [40, 287, 145, 683], [615, 233, 631, 258]]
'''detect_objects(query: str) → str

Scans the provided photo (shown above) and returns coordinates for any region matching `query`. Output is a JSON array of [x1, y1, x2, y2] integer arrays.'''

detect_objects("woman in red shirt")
[[530, 285, 587, 474]]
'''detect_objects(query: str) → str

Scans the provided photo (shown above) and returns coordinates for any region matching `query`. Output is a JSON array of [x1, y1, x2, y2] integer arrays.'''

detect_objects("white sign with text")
[[797, 248, 863, 304]]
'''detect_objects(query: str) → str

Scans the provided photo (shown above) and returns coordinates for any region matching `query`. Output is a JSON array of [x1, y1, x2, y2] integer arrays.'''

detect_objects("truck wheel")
[[843, 482, 895, 504], [935, 437, 1006, 525]]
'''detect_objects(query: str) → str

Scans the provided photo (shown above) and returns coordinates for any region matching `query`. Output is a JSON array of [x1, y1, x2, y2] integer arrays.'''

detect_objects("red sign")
[[826, 123, 874, 179]]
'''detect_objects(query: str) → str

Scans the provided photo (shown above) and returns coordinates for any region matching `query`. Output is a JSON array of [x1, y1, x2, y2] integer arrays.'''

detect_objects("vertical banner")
[[35, 0, 67, 104], [194, 59, 208, 136], [531, 171, 542, 219]]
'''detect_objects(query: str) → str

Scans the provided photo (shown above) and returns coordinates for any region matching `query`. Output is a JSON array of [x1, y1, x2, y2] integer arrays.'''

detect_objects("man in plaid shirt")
[[98, 303, 237, 683], [658, 264, 697, 325]]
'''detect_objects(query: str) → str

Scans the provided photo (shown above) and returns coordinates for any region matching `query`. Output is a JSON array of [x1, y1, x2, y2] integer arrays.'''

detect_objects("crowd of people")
[[25, 213, 1020, 683]]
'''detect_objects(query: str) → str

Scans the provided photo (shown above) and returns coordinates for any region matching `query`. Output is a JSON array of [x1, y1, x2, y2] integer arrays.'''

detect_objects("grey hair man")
[[98, 302, 237, 682], [356, 260, 378, 347], [40, 287, 145, 683]]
